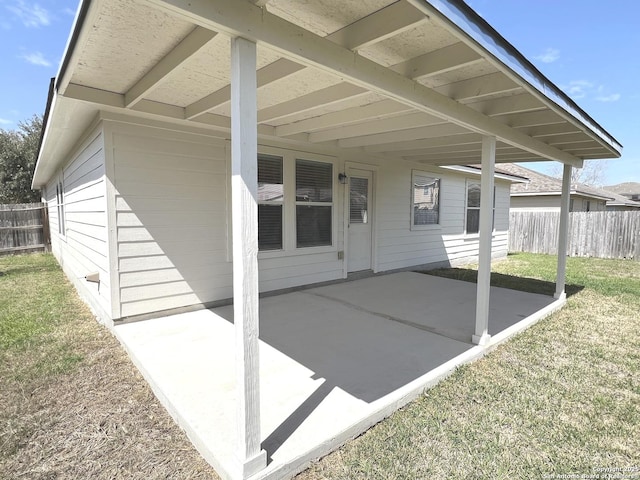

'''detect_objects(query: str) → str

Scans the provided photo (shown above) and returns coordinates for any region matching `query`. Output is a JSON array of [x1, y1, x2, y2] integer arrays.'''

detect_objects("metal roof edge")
[[418, 0, 623, 157]]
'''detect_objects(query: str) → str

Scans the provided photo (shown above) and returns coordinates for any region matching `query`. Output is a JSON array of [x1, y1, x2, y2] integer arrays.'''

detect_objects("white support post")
[[555, 163, 572, 300], [230, 36, 267, 478], [472, 135, 496, 346]]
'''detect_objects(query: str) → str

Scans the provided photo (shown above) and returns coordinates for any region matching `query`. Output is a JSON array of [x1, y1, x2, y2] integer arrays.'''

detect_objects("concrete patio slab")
[[115, 272, 561, 480]]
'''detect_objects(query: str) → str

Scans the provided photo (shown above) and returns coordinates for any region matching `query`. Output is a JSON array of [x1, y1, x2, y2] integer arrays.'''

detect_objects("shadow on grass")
[[420, 268, 584, 298]]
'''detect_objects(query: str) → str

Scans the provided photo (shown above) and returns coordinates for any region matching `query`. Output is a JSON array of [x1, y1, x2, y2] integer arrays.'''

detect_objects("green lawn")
[[299, 253, 640, 479]]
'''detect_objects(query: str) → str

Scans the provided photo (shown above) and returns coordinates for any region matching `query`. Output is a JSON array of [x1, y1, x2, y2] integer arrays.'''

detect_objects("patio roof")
[[33, 0, 622, 187]]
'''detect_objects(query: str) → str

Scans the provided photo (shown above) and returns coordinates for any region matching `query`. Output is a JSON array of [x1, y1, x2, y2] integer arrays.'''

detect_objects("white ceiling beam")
[[340, 123, 468, 148], [405, 144, 521, 161], [326, 1, 425, 51], [365, 132, 481, 153], [269, 45, 483, 129], [391, 42, 482, 79], [274, 99, 412, 136], [434, 72, 521, 101], [141, 0, 584, 166], [310, 111, 444, 143], [503, 110, 567, 129], [545, 134, 591, 146], [467, 93, 544, 117], [187, 2, 426, 121], [124, 26, 217, 108], [523, 124, 582, 138], [185, 58, 305, 119], [258, 83, 366, 123]]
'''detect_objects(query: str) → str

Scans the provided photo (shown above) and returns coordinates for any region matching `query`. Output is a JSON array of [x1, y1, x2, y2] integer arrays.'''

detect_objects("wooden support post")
[[555, 163, 572, 299], [230, 36, 267, 478], [473, 135, 495, 346]]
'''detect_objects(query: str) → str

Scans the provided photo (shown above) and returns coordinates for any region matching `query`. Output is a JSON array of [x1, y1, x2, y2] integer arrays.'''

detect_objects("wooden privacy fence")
[[0, 203, 50, 255], [509, 211, 640, 260]]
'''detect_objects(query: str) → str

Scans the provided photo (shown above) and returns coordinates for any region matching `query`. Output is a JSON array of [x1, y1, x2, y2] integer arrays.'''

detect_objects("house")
[[603, 182, 640, 202], [32, 1, 622, 478], [497, 163, 640, 212]]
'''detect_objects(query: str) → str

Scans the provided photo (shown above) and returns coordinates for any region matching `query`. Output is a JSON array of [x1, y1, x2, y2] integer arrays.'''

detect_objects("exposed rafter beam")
[[274, 99, 412, 137], [124, 26, 217, 108], [326, 1, 425, 50], [141, 0, 583, 164], [365, 132, 481, 153], [467, 93, 544, 117], [259, 83, 366, 123], [186, 2, 426, 121], [185, 58, 305, 119], [391, 42, 482, 79], [434, 72, 521, 102], [309, 111, 445, 143], [63, 83, 281, 136], [339, 123, 468, 148], [501, 110, 567, 128], [523, 124, 582, 138]]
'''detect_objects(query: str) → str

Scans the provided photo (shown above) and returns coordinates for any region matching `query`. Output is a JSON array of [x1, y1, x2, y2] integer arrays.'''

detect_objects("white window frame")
[[411, 170, 441, 230], [465, 180, 495, 236], [56, 174, 66, 238], [256, 146, 337, 259]]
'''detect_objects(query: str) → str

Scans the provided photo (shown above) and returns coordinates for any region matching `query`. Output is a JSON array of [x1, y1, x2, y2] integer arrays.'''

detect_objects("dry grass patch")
[[0, 254, 219, 479]]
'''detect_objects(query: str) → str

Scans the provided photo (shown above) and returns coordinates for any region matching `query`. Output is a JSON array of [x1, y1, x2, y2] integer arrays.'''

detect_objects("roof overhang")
[[512, 191, 613, 202], [34, 0, 623, 187]]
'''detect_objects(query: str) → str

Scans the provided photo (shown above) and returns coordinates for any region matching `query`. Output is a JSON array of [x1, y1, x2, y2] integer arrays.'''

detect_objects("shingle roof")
[[497, 163, 640, 208]]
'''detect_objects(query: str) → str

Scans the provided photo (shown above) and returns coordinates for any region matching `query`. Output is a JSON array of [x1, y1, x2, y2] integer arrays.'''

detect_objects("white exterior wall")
[[106, 122, 231, 318], [45, 117, 511, 322], [44, 126, 111, 321], [374, 160, 510, 272]]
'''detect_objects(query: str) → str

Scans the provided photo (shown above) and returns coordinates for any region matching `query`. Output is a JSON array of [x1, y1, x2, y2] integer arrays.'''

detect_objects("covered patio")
[[116, 271, 561, 480]]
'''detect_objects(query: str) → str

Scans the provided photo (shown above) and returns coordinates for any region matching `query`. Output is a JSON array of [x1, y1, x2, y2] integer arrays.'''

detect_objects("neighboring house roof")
[[497, 163, 640, 209], [602, 182, 640, 196], [33, 0, 623, 189]]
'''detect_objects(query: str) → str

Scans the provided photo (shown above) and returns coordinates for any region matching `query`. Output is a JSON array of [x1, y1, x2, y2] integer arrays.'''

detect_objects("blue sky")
[[0, 0, 638, 185]]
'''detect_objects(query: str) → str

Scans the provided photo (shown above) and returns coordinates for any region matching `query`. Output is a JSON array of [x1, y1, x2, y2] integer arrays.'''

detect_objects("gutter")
[[33, 0, 91, 188], [415, 0, 623, 157]]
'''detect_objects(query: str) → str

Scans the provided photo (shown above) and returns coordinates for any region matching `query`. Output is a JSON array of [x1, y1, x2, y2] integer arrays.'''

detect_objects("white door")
[[347, 169, 373, 272]]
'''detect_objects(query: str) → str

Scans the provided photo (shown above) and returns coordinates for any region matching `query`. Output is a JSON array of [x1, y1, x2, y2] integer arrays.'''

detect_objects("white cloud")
[[62, 7, 76, 16], [595, 93, 621, 102], [535, 48, 560, 64], [20, 51, 51, 67], [6, 1, 51, 28], [564, 80, 593, 99], [0, 118, 13, 126]]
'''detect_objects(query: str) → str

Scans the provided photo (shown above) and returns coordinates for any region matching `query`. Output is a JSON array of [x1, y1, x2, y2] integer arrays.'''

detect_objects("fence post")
[[41, 203, 51, 252]]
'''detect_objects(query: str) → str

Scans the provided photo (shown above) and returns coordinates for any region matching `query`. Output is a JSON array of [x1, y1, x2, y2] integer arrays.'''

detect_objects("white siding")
[[45, 128, 110, 320], [374, 161, 510, 272], [101, 118, 512, 320], [108, 123, 231, 318]]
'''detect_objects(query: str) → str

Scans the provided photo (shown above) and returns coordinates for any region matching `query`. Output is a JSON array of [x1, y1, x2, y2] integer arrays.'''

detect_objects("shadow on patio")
[[115, 270, 564, 479]]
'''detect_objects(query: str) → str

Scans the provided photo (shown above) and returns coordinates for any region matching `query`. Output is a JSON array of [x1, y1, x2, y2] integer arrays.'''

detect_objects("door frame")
[[343, 162, 378, 278]]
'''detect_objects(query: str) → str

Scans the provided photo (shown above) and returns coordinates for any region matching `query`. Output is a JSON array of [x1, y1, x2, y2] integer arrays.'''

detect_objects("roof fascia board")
[[411, 0, 622, 157], [141, 0, 584, 167]]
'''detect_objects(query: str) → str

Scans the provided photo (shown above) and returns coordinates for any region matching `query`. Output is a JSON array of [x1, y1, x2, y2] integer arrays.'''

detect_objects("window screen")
[[258, 154, 283, 250]]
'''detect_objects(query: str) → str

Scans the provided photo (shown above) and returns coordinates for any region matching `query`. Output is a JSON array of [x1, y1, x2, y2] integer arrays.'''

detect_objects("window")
[[412, 171, 440, 227], [257, 154, 284, 251], [295, 159, 333, 248], [466, 181, 495, 234], [255, 151, 335, 253], [56, 177, 65, 236]]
